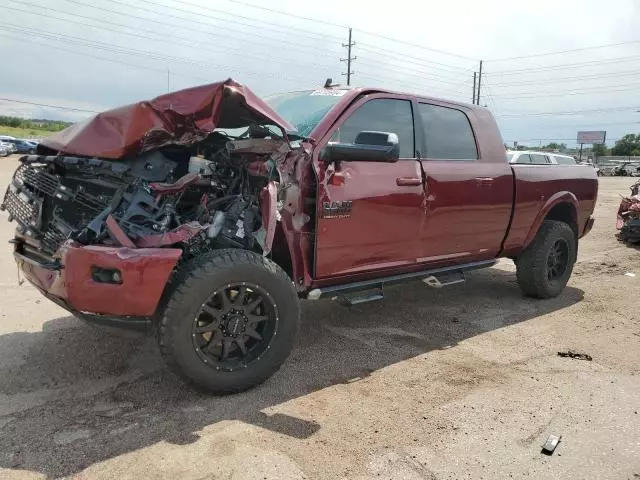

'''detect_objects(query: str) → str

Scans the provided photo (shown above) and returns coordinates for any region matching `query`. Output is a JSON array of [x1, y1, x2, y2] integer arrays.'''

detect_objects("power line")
[[142, 0, 344, 42], [356, 55, 467, 81], [355, 60, 474, 87], [212, 0, 474, 61], [97, 0, 342, 47], [356, 66, 473, 88], [0, 98, 99, 113], [4, 0, 340, 63], [491, 83, 640, 100], [496, 106, 640, 117], [6, 0, 340, 68], [485, 54, 640, 76], [488, 38, 640, 62], [354, 30, 477, 61], [0, 23, 323, 84], [225, 0, 347, 28], [0, 31, 211, 83], [488, 69, 640, 87], [358, 70, 472, 93], [355, 73, 469, 102], [356, 44, 474, 74]]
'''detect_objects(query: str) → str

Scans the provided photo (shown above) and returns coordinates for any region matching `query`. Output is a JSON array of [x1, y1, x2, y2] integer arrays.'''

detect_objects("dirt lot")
[[0, 154, 638, 479]]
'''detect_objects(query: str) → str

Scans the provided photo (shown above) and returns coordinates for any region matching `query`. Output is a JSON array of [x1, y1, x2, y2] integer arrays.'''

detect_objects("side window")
[[333, 99, 415, 158], [554, 156, 575, 165], [515, 154, 531, 164], [530, 154, 548, 164], [418, 103, 478, 160]]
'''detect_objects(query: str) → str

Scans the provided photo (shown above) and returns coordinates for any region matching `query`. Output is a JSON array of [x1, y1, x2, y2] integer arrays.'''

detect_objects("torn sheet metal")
[[39, 79, 295, 159], [617, 180, 640, 243]]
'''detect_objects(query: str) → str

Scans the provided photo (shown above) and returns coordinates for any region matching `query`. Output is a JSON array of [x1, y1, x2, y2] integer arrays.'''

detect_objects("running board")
[[336, 288, 385, 306], [306, 259, 496, 300]]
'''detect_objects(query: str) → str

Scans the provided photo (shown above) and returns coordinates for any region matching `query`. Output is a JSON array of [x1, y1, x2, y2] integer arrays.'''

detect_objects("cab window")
[[418, 103, 478, 160], [332, 99, 415, 158]]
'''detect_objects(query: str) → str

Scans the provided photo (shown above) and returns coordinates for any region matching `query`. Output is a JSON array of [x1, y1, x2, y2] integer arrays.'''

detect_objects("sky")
[[1, 0, 640, 147]]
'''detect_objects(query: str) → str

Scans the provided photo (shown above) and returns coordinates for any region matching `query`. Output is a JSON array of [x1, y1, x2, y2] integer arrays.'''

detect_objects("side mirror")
[[321, 131, 400, 163]]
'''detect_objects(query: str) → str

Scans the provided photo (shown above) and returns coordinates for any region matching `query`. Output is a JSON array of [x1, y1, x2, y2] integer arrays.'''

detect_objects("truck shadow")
[[0, 266, 584, 478]]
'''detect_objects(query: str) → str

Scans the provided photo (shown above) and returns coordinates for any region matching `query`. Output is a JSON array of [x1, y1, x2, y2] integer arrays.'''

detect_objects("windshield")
[[264, 89, 347, 137]]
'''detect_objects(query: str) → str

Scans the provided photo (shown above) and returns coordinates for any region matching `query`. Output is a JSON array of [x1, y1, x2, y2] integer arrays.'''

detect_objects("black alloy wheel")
[[158, 249, 299, 394], [546, 238, 569, 281], [192, 282, 278, 371], [516, 220, 576, 299]]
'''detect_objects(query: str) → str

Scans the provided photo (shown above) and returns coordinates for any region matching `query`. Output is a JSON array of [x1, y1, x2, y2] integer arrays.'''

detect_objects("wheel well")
[[269, 225, 294, 280], [544, 202, 579, 259], [544, 203, 578, 238]]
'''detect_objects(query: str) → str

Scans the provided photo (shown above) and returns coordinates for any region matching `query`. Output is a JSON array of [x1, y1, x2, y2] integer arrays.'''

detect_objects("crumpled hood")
[[39, 79, 295, 159]]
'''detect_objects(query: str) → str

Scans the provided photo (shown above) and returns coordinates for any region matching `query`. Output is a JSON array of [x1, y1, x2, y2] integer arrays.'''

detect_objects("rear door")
[[314, 95, 426, 278], [416, 102, 513, 264]]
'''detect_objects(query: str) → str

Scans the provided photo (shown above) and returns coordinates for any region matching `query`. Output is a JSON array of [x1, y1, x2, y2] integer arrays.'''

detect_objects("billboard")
[[577, 131, 606, 144]]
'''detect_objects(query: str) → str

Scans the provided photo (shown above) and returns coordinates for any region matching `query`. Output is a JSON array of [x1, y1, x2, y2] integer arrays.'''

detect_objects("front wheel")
[[158, 249, 299, 394], [516, 220, 576, 299]]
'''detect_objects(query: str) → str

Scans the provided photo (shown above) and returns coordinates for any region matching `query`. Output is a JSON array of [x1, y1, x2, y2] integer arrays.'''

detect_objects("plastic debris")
[[558, 351, 593, 361], [541, 435, 562, 455], [625, 272, 636, 277]]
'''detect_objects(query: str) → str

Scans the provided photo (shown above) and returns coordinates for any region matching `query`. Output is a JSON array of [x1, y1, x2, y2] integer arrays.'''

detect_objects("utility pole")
[[341, 28, 356, 86], [476, 60, 483, 105], [472, 72, 477, 104]]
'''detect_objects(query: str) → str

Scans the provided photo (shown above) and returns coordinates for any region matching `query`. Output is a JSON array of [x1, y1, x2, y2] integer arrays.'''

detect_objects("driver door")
[[313, 95, 426, 279]]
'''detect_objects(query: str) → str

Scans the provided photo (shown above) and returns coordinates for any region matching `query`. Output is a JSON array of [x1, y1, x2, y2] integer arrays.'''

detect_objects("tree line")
[[0, 116, 71, 132], [610, 134, 640, 156]]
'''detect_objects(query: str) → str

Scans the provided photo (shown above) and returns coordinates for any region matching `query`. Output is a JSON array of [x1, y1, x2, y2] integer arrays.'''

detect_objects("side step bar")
[[306, 259, 496, 302]]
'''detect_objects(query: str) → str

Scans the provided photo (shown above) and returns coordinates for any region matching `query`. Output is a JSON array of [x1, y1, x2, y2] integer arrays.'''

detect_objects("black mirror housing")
[[321, 131, 400, 163]]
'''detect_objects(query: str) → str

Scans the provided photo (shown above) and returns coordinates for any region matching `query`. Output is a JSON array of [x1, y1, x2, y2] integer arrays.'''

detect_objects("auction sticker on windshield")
[[310, 89, 347, 96]]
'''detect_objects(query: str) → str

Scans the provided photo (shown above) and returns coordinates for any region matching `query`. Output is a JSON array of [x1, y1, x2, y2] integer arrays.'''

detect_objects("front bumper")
[[15, 239, 182, 319]]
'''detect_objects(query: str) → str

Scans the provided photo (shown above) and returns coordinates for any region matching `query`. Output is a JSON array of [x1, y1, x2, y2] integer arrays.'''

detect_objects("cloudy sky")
[[1, 0, 640, 147]]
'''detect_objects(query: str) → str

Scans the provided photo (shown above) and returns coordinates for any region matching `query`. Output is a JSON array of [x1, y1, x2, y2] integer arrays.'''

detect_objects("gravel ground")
[[0, 154, 638, 479]]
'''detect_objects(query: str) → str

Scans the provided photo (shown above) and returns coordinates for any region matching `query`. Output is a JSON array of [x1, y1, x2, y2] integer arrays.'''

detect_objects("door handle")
[[474, 177, 494, 186], [396, 177, 422, 186]]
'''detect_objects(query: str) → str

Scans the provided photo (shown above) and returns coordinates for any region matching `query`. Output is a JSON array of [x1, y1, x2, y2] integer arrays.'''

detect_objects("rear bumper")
[[582, 214, 595, 237], [15, 240, 182, 318]]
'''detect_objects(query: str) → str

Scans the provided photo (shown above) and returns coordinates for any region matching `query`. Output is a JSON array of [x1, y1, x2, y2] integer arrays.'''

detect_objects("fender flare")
[[522, 191, 579, 249]]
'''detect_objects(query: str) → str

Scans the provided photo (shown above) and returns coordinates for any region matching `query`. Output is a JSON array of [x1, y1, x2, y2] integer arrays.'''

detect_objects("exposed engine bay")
[[1, 132, 291, 261]]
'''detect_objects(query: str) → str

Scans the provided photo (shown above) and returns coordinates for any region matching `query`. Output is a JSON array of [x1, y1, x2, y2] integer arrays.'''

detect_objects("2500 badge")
[[321, 200, 353, 219]]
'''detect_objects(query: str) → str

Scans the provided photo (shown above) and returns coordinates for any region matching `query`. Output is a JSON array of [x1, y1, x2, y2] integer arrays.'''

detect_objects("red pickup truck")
[[1, 79, 597, 393]]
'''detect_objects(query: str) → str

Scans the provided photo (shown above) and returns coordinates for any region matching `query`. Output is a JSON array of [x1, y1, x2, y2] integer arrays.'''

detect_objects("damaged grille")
[[15, 163, 59, 197], [1, 162, 110, 254], [42, 221, 69, 254], [2, 188, 41, 231]]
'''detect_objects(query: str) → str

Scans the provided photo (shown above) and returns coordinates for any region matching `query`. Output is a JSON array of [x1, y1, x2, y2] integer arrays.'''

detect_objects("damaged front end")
[[0, 79, 311, 325], [616, 179, 640, 244]]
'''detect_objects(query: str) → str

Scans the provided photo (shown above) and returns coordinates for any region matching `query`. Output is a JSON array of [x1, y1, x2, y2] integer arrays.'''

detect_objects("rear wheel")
[[516, 220, 576, 299], [158, 249, 299, 394]]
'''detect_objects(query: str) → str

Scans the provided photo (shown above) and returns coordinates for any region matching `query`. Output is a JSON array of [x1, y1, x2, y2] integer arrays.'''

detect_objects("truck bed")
[[503, 164, 598, 256]]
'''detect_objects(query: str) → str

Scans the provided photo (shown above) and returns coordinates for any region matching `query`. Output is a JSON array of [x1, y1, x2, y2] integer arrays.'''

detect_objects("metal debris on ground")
[[616, 180, 640, 244], [541, 435, 562, 455], [557, 351, 593, 361]]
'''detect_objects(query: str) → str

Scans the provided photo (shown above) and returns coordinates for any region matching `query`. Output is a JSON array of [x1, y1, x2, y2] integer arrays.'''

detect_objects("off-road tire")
[[516, 220, 576, 299], [158, 249, 299, 394]]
